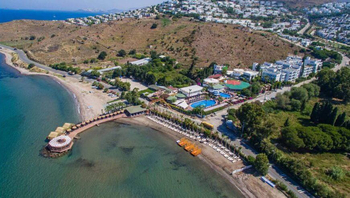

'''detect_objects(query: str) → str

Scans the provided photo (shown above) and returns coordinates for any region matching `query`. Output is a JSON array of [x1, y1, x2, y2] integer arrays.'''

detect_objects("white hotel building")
[[179, 85, 203, 97], [260, 56, 322, 82]]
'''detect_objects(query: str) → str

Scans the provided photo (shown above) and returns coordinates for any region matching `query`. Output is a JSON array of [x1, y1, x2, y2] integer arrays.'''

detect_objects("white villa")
[[179, 85, 204, 97], [130, 58, 152, 66]]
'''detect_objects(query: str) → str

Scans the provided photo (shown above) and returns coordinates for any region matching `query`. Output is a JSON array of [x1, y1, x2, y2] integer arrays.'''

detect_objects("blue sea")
[[0, 54, 243, 197], [0, 9, 102, 23]]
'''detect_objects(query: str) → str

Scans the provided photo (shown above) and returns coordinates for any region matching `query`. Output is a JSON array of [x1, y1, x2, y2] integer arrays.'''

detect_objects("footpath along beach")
[[0, 48, 110, 121], [0, 47, 285, 198]]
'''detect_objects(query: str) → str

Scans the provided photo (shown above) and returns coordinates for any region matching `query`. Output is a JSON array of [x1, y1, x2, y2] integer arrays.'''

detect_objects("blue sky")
[[0, 0, 164, 11]]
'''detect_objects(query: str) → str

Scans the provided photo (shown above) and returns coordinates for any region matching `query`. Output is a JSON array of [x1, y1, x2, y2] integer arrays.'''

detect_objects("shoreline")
[[0, 48, 285, 198], [115, 116, 285, 198], [0, 48, 110, 121]]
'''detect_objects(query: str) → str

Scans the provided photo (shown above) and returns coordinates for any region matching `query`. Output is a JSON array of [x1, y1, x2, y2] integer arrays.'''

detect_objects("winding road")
[[0, 44, 112, 88]]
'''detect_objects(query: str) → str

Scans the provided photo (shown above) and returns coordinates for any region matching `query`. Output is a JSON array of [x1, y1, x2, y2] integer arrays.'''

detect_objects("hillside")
[[275, 0, 336, 9], [0, 18, 300, 69]]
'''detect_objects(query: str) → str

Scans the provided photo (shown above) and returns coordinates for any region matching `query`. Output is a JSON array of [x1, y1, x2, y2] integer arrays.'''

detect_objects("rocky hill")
[[0, 18, 300, 68]]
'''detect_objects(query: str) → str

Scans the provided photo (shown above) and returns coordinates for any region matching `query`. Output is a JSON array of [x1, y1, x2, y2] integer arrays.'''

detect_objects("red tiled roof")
[[226, 80, 241, 85], [167, 86, 177, 91], [208, 74, 222, 79]]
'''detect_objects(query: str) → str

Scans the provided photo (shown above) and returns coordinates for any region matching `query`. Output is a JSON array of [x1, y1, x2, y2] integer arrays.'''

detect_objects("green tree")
[[254, 153, 269, 175], [290, 87, 309, 102], [128, 49, 136, 55], [117, 49, 127, 57], [335, 112, 346, 127], [146, 73, 156, 85], [151, 23, 158, 29], [329, 107, 338, 126], [291, 99, 302, 111], [284, 117, 290, 127], [236, 102, 265, 138], [90, 70, 100, 78], [222, 67, 228, 76], [302, 83, 320, 99], [310, 102, 320, 123], [247, 155, 256, 164], [275, 93, 290, 110], [112, 69, 123, 78], [28, 63, 35, 69], [281, 127, 305, 150], [97, 51, 107, 60]]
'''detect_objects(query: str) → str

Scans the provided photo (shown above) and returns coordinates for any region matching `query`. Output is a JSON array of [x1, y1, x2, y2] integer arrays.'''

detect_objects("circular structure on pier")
[[47, 135, 73, 153]]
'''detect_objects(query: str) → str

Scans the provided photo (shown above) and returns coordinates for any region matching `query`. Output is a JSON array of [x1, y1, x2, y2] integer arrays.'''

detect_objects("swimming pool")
[[219, 93, 231, 98], [191, 100, 216, 108]]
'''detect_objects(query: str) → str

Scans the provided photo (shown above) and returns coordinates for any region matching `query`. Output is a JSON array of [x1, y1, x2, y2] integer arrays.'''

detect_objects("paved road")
[[0, 44, 112, 88], [297, 19, 310, 35]]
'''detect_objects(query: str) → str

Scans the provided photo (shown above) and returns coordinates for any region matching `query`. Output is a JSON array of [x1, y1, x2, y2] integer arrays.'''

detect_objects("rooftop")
[[225, 81, 250, 90], [48, 136, 72, 148], [179, 85, 203, 93], [125, 105, 147, 114]]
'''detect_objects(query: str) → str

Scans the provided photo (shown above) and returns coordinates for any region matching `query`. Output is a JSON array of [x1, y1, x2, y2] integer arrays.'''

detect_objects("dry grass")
[[0, 18, 300, 68]]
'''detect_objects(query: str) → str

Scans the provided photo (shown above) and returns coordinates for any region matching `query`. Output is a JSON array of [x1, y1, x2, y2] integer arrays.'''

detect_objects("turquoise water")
[[191, 100, 216, 108], [0, 54, 243, 197], [0, 9, 103, 23], [220, 93, 231, 98]]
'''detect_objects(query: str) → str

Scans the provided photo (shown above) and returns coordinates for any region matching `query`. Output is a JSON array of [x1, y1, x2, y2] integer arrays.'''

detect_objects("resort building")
[[261, 68, 283, 82], [213, 65, 227, 74], [304, 56, 322, 73], [97, 66, 122, 74], [208, 74, 224, 80], [174, 99, 189, 109], [260, 55, 321, 82], [301, 65, 314, 78], [130, 58, 152, 66], [203, 78, 220, 86], [232, 69, 245, 79], [242, 71, 259, 81], [179, 85, 204, 97], [47, 136, 73, 153], [125, 106, 147, 117]]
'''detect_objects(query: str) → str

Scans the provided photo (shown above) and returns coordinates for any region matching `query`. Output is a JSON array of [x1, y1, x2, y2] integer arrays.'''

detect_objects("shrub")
[[28, 63, 35, 69], [97, 51, 107, 60], [151, 23, 158, 29]]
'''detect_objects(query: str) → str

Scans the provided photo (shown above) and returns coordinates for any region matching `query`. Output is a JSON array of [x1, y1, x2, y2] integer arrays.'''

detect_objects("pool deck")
[[190, 100, 216, 108]]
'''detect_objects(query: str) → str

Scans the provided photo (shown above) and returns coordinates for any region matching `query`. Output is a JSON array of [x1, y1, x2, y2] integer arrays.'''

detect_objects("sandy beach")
[[0, 48, 111, 121], [116, 116, 286, 198]]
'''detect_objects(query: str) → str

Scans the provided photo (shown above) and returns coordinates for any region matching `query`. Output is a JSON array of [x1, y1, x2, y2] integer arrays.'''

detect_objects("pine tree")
[[310, 102, 320, 123], [335, 112, 347, 127], [301, 100, 306, 112], [284, 117, 290, 127], [329, 107, 338, 126], [320, 102, 333, 123]]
